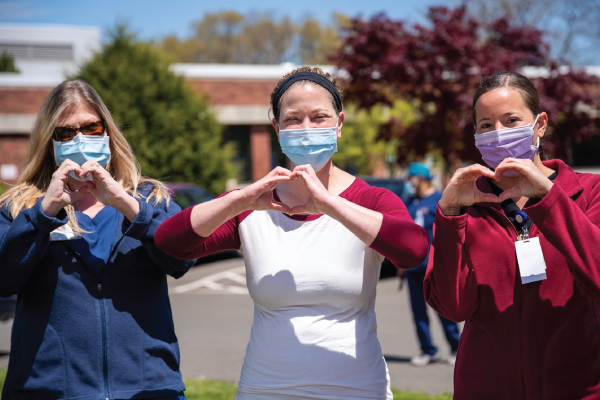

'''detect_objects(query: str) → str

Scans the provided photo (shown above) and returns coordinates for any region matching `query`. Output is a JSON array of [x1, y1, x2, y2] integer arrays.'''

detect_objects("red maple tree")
[[332, 5, 600, 168]]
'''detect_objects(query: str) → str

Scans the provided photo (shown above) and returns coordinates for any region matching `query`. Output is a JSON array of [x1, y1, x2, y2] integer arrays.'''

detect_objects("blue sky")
[[0, 0, 458, 40]]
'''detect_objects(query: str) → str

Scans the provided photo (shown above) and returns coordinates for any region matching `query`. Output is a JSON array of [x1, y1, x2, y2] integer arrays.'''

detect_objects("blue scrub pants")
[[406, 269, 460, 356]]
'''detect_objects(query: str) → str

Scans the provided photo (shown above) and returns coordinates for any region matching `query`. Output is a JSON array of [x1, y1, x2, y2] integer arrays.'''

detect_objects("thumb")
[[498, 186, 522, 203], [289, 204, 307, 215], [474, 190, 500, 204]]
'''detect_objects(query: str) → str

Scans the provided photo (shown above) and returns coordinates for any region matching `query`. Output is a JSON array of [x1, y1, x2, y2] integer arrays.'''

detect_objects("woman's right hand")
[[239, 167, 293, 213], [438, 164, 499, 216], [41, 160, 87, 217]]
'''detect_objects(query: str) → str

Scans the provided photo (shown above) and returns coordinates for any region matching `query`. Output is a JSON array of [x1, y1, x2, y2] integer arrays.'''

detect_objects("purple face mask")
[[475, 115, 540, 177]]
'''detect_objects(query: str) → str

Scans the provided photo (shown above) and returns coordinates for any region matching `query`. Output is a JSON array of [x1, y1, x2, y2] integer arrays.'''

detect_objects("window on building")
[[223, 125, 252, 182], [0, 42, 74, 62]]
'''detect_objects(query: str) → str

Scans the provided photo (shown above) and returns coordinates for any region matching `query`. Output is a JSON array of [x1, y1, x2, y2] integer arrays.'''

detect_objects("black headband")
[[272, 71, 343, 119]]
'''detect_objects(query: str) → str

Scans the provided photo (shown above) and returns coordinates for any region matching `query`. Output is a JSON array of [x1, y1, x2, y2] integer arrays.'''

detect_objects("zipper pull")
[[97, 284, 102, 295]]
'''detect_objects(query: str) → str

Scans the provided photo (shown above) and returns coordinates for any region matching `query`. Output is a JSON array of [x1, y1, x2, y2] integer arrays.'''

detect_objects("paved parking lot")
[[0, 257, 457, 394]]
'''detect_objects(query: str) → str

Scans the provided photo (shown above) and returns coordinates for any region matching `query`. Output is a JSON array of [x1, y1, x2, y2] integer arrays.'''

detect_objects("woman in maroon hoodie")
[[425, 71, 600, 400]]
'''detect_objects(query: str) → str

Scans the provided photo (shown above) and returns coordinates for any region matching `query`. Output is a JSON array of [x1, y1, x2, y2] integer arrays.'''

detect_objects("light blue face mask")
[[278, 126, 338, 171], [53, 135, 111, 181]]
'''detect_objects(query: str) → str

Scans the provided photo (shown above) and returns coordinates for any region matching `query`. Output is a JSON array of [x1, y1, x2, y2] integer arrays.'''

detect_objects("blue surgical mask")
[[279, 126, 338, 171], [53, 135, 111, 181]]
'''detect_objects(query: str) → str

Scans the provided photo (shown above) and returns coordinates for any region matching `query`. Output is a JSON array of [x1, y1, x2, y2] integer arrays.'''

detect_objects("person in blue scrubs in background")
[[405, 162, 460, 366], [0, 80, 193, 400]]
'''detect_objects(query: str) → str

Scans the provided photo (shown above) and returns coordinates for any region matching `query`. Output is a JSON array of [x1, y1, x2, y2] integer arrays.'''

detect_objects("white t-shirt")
[[155, 178, 429, 400], [237, 209, 389, 399]]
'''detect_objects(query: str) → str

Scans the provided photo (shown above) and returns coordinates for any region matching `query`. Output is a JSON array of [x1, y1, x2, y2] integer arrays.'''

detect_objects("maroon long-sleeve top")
[[155, 177, 428, 269], [425, 160, 600, 400]]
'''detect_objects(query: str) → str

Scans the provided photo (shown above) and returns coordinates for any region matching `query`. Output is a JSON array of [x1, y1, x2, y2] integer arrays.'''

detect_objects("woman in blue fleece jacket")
[[0, 80, 194, 400]]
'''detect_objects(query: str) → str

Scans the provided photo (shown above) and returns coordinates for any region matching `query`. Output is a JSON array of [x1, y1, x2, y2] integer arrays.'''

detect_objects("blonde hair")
[[0, 80, 170, 232]]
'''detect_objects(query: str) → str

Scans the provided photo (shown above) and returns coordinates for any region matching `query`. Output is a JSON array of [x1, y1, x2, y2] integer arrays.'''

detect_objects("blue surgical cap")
[[408, 162, 431, 180]]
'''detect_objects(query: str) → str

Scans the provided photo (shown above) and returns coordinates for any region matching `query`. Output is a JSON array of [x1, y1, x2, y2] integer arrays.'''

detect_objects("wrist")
[[114, 195, 140, 222], [230, 189, 253, 213], [110, 191, 134, 211], [41, 196, 65, 217], [320, 193, 342, 215], [540, 182, 554, 197], [106, 192, 126, 209], [439, 201, 461, 216]]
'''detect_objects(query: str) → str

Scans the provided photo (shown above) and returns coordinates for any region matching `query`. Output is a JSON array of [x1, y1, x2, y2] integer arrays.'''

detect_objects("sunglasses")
[[53, 120, 106, 142]]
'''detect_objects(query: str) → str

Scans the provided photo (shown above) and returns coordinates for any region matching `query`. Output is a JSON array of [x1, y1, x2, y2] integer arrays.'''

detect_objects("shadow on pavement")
[[194, 250, 242, 266], [384, 354, 412, 363]]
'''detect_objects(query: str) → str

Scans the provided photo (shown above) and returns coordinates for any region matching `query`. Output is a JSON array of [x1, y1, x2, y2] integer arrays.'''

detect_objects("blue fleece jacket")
[[0, 184, 194, 400]]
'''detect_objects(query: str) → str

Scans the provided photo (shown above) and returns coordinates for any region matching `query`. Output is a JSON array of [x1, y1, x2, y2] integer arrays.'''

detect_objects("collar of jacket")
[[474, 159, 584, 210]]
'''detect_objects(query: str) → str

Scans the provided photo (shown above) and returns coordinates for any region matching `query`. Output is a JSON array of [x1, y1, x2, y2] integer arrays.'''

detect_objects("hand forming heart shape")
[[439, 158, 554, 216], [239, 167, 294, 213], [240, 165, 335, 215], [286, 165, 333, 215]]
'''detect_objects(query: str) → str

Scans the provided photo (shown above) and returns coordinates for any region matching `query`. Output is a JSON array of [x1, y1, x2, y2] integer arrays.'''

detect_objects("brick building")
[[0, 24, 338, 187], [174, 63, 335, 183], [0, 24, 100, 185]]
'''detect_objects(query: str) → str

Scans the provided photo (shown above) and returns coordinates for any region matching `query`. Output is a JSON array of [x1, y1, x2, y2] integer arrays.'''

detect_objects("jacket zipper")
[[98, 216, 123, 400], [489, 207, 527, 399], [97, 283, 111, 400]]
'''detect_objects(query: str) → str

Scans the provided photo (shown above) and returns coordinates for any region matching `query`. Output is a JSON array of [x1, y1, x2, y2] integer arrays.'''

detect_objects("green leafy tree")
[[334, 101, 417, 175], [157, 11, 345, 64], [0, 52, 18, 73], [75, 26, 236, 194]]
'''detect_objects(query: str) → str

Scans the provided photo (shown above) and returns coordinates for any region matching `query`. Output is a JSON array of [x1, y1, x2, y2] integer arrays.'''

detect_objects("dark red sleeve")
[[155, 192, 250, 260], [525, 177, 600, 299], [348, 184, 428, 269], [423, 206, 478, 322]]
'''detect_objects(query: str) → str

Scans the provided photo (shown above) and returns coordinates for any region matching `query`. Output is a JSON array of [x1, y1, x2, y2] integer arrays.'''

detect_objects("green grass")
[[391, 389, 453, 400], [183, 378, 239, 400], [0, 369, 451, 399]]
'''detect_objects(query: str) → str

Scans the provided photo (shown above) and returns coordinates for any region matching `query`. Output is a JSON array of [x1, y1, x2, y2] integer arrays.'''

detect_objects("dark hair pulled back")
[[472, 71, 542, 126]]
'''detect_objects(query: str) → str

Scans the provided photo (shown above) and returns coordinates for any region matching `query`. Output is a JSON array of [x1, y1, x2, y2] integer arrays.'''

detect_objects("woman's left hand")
[[79, 160, 140, 221], [494, 158, 554, 202], [289, 165, 335, 215]]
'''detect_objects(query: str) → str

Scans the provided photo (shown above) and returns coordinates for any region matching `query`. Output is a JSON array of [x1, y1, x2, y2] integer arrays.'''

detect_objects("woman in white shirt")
[[156, 67, 429, 400]]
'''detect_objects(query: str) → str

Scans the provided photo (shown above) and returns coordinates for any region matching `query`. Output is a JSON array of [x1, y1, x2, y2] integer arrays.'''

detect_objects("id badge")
[[49, 223, 82, 241], [515, 237, 547, 284]]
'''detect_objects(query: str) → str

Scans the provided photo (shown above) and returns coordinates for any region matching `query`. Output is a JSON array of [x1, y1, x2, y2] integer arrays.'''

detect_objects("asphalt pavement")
[[0, 257, 457, 394]]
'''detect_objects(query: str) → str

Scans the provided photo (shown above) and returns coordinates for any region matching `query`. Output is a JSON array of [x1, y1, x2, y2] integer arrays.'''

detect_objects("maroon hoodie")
[[425, 160, 600, 400]]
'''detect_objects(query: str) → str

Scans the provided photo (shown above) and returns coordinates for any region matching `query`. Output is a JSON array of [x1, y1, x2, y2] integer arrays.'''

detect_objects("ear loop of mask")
[[533, 114, 541, 149]]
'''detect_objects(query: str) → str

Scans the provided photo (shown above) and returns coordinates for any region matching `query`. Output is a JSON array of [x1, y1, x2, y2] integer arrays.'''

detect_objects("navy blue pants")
[[406, 270, 460, 356]]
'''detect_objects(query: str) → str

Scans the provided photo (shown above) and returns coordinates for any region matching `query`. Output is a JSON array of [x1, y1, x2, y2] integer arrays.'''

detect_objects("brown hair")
[[472, 71, 542, 126], [270, 66, 344, 122]]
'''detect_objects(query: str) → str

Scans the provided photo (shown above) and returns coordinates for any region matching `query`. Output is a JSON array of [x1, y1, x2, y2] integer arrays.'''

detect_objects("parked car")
[[360, 177, 412, 205], [361, 177, 413, 279], [0, 295, 16, 321], [165, 182, 241, 263], [165, 183, 215, 210]]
